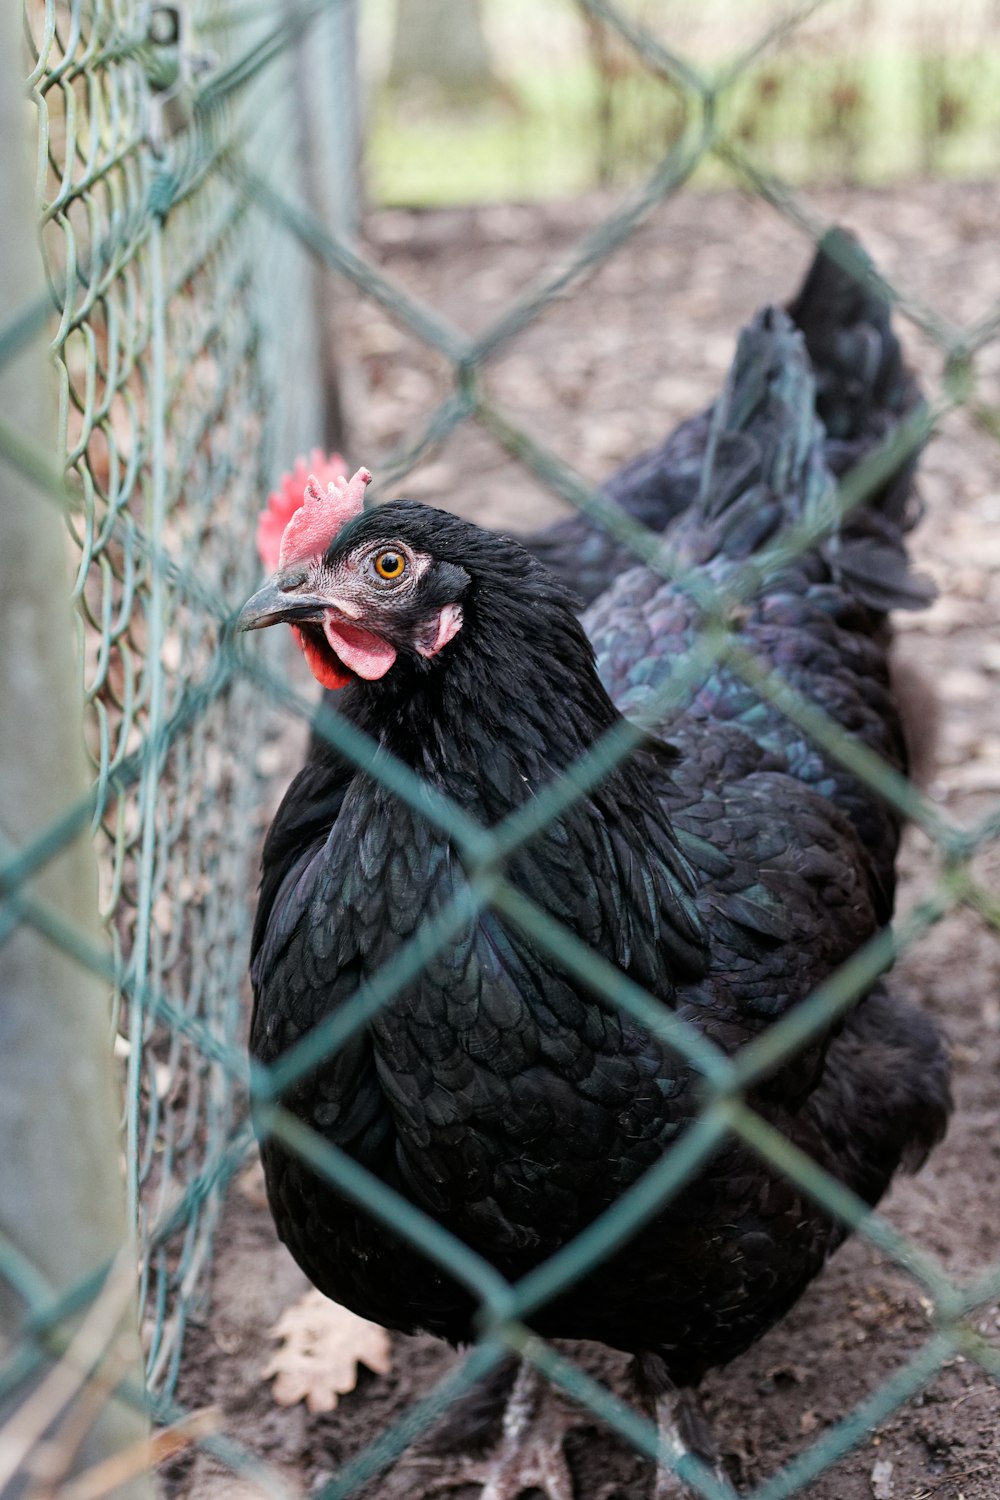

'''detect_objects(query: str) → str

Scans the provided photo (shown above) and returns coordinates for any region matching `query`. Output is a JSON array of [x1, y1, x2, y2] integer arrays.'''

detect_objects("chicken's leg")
[[652, 1386, 731, 1500], [407, 1358, 580, 1500], [478, 1359, 576, 1500], [410, 1356, 732, 1500]]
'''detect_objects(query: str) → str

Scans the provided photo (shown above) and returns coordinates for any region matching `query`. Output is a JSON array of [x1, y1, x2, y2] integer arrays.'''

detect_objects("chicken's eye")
[[374, 550, 406, 580]]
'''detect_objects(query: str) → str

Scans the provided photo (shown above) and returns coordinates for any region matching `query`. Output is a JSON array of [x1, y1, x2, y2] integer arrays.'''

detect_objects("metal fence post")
[[0, 6, 153, 1493]]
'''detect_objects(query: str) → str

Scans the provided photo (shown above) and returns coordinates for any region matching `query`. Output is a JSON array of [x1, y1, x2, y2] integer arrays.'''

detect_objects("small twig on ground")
[[912, 1465, 990, 1499], [0, 1249, 137, 1493], [48, 1407, 222, 1500]]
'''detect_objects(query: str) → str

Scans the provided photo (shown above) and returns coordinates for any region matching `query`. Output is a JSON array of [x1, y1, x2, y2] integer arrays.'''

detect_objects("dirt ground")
[[176, 179, 1000, 1500]]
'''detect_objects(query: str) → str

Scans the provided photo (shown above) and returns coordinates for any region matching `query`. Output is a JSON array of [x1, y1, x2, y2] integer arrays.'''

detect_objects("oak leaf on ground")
[[263, 1288, 392, 1414]]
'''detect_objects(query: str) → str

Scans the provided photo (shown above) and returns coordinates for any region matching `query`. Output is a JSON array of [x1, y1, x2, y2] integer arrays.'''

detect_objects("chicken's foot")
[[405, 1358, 579, 1500]]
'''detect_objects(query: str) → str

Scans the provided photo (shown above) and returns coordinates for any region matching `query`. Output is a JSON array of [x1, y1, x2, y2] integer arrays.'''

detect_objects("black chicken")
[[238, 235, 950, 1499]]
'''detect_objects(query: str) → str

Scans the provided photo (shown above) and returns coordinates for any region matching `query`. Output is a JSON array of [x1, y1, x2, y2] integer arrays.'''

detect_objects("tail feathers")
[[693, 306, 835, 550], [705, 228, 926, 539], [524, 230, 928, 613], [788, 228, 925, 533], [788, 229, 921, 442], [691, 288, 933, 617]]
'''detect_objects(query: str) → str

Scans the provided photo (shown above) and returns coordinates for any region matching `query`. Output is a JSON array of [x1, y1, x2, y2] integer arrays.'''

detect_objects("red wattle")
[[293, 626, 351, 690], [323, 618, 397, 681]]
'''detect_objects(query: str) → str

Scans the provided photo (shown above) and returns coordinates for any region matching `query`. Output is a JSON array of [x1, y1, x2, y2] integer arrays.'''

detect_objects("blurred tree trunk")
[[389, 0, 500, 100]]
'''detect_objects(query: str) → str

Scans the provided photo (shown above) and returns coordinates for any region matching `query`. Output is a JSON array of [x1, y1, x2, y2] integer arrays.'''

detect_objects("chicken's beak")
[[237, 577, 330, 632]]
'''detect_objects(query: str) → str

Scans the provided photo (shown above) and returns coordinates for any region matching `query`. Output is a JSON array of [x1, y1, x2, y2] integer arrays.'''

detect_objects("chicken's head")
[[238, 466, 467, 690]]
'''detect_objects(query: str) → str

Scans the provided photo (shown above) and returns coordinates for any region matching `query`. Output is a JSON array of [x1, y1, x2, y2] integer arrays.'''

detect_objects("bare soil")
[[176, 179, 1000, 1500]]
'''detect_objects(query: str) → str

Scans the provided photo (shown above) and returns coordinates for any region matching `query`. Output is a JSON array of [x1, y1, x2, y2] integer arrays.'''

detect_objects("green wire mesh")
[[4, 1, 1000, 1496], [23, 0, 329, 1401]]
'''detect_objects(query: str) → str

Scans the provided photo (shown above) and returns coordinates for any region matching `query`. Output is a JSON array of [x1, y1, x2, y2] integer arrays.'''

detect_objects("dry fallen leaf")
[[264, 1289, 392, 1414]]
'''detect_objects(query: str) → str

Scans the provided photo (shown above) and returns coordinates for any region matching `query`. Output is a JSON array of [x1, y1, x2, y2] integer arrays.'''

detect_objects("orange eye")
[[374, 550, 406, 580]]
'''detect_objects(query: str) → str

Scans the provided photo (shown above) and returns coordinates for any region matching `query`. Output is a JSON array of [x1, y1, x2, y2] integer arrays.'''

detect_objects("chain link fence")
[[16, 0, 340, 1426], [2, 1, 999, 1496]]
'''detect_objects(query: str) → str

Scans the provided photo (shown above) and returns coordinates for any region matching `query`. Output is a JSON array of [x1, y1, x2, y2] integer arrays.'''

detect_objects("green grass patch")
[[366, 45, 1000, 205]]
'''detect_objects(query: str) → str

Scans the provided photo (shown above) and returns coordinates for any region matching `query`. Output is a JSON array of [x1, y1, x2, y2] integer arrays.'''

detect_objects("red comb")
[[257, 451, 361, 573], [279, 466, 372, 568]]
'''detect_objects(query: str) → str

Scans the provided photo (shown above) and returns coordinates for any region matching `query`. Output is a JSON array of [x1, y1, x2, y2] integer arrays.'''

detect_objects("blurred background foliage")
[[363, 0, 1000, 204]]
